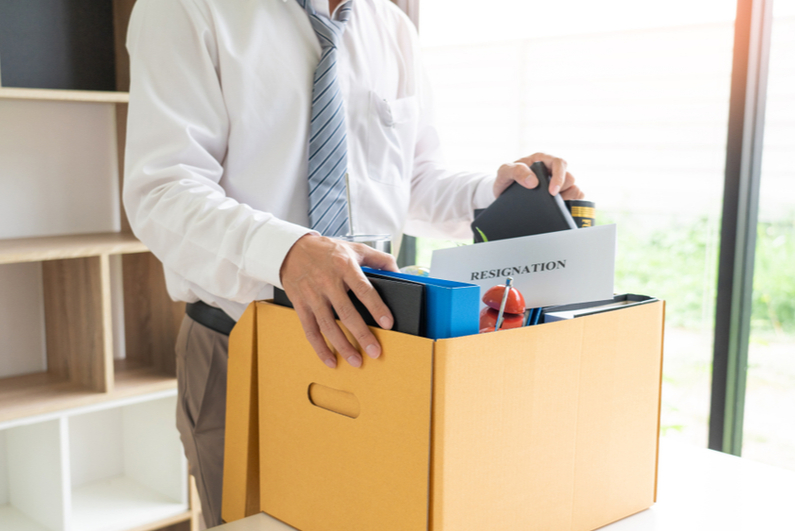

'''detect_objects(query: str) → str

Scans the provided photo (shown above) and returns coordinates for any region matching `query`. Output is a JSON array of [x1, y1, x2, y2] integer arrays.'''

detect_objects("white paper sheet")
[[430, 225, 616, 308]]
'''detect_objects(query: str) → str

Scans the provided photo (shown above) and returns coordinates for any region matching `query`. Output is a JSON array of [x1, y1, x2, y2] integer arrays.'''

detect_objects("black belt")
[[186, 300, 236, 336]]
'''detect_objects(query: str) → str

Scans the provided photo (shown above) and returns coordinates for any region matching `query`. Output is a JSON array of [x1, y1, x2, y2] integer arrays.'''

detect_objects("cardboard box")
[[223, 299, 665, 531]]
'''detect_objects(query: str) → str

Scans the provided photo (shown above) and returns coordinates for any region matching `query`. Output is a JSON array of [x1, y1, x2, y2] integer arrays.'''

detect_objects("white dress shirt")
[[124, 0, 496, 321]]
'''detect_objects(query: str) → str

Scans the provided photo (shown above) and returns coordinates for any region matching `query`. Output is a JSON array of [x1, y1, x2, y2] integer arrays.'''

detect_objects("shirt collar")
[[285, 0, 352, 21]]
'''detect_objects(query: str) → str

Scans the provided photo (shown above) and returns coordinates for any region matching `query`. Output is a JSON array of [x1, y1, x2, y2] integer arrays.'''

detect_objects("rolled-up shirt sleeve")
[[124, 0, 312, 304]]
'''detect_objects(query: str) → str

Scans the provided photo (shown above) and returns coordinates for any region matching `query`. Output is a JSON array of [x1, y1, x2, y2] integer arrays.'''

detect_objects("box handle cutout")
[[308, 383, 360, 419]]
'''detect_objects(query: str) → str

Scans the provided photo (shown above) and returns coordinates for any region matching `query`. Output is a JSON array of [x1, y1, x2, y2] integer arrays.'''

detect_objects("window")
[[742, 1, 795, 469], [417, 0, 740, 448]]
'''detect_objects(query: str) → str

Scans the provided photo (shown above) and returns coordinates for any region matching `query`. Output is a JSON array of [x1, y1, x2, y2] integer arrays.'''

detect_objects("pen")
[[494, 277, 513, 331]]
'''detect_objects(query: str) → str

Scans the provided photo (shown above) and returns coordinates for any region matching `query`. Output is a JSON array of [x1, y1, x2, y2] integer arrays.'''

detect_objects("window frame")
[[709, 0, 774, 455]]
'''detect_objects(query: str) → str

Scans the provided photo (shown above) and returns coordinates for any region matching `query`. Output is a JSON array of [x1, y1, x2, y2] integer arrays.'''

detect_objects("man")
[[124, 0, 583, 526]]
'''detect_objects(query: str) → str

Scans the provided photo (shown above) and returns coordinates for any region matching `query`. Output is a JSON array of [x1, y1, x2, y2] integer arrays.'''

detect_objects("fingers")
[[329, 289, 383, 361], [516, 153, 568, 196], [548, 158, 568, 196], [560, 184, 585, 201], [557, 171, 583, 200], [314, 302, 364, 368], [494, 162, 537, 197], [345, 265, 394, 331], [294, 303, 338, 369], [356, 243, 399, 273], [280, 234, 396, 369], [348, 243, 397, 336], [297, 288, 378, 369], [333, 245, 394, 362], [503, 162, 537, 188]]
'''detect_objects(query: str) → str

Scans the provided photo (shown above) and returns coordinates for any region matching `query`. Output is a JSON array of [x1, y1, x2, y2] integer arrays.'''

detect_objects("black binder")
[[471, 161, 577, 242], [273, 271, 425, 336]]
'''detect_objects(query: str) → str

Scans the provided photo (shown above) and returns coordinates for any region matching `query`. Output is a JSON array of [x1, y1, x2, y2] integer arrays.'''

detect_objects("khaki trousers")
[[175, 314, 229, 528]]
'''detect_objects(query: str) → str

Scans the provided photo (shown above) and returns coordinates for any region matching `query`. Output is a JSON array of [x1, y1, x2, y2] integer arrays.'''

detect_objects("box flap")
[[430, 321, 585, 530], [429, 301, 664, 531], [570, 300, 664, 530], [256, 302, 435, 531], [222, 302, 261, 523]]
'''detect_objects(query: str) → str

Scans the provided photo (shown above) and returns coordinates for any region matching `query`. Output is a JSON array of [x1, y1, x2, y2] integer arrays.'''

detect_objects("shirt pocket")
[[366, 92, 419, 186]]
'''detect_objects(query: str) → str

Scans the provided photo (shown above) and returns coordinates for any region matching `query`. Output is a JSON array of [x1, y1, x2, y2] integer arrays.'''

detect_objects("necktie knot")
[[297, 0, 353, 49]]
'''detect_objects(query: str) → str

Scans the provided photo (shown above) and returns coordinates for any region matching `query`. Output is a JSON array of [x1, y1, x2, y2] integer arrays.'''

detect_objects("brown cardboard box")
[[223, 299, 665, 531]]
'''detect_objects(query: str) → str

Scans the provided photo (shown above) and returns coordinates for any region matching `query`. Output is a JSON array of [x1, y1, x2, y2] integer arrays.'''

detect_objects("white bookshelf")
[[0, 29, 194, 531], [0, 393, 189, 531], [69, 396, 188, 531], [0, 3, 199, 529]]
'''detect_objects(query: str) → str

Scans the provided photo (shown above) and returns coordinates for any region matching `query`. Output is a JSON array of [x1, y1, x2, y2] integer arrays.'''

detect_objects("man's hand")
[[494, 153, 584, 199], [280, 234, 399, 369]]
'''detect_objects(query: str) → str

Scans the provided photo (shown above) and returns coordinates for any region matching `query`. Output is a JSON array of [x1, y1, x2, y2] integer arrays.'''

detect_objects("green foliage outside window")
[[414, 213, 795, 338]]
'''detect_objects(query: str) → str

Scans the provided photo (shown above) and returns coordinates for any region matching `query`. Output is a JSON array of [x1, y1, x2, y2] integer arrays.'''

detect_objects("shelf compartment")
[[0, 419, 67, 531], [117, 253, 185, 380], [0, 233, 147, 265], [0, 98, 121, 241], [0, 88, 129, 104], [42, 257, 112, 393], [0, 262, 46, 379], [71, 478, 187, 531], [0, 256, 112, 424], [68, 396, 188, 531], [0, 252, 184, 425]]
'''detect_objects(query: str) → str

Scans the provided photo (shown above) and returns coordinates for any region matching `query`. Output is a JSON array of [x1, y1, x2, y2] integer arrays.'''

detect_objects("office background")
[[404, 0, 795, 470], [0, 2, 792, 530]]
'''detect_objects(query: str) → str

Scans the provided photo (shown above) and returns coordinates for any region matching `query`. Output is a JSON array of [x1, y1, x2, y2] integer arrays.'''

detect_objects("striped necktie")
[[296, 0, 353, 237]]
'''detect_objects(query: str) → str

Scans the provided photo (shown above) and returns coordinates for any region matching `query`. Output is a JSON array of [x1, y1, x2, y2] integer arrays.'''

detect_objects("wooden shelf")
[[0, 372, 94, 425], [0, 369, 176, 426], [124, 510, 192, 531], [0, 232, 148, 265], [0, 87, 129, 103], [114, 362, 180, 397]]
